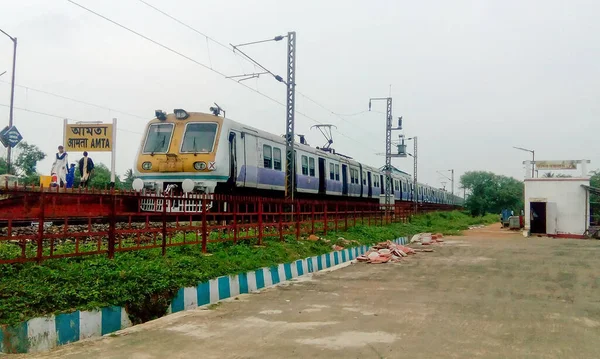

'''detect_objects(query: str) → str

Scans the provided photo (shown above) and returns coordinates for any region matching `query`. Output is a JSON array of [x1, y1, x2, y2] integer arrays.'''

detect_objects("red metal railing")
[[0, 187, 453, 264]]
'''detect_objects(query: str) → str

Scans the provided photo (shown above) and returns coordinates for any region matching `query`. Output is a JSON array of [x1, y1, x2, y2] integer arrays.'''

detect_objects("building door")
[[530, 202, 547, 234]]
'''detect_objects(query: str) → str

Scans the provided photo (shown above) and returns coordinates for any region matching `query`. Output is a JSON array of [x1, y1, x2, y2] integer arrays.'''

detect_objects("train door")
[[227, 132, 237, 187], [342, 164, 348, 195], [359, 164, 364, 197], [318, 157, 326, 195], [367, 172, 372, 197], [242, 133, 258, 188], [380, 175, 384, 195]]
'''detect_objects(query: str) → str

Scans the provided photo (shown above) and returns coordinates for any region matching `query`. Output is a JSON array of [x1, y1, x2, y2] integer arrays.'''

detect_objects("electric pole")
[[284, 32, 296, 200], [231, 32, 296, 199], [368, 97, 402, 217], [1, 29, 17, 173]]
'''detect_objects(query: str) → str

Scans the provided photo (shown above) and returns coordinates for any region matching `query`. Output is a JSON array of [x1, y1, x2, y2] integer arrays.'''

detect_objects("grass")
[[0, 211, 496, 326]]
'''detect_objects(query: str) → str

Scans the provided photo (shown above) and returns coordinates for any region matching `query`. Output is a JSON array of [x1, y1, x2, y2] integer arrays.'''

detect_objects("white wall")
[[524, 178, 589, 235]]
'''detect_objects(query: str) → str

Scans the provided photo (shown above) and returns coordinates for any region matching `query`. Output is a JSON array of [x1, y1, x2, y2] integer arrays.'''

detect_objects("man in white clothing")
[[51, 145, 69, 188]]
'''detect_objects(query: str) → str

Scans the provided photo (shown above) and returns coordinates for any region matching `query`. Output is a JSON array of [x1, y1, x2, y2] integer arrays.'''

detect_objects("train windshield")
[[181, 123, 218, 153], [143, 123, 173, 154]]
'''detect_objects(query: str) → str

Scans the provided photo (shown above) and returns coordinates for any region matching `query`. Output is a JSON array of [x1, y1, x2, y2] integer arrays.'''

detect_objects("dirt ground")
[[22, 225, 600, 359]]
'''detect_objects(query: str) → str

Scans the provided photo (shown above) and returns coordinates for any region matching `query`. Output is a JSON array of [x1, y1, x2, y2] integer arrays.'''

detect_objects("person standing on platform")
[[78, 151, 95, 188], [51, 145, 69, 188]]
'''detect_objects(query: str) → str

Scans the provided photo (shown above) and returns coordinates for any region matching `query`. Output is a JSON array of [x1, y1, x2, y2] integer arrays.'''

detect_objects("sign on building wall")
[[536, 160, 577, 170], [64, 124, 113, 152]]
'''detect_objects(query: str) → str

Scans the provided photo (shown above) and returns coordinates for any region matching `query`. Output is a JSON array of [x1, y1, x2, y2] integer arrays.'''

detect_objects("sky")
[[1, 0, 599, 192]]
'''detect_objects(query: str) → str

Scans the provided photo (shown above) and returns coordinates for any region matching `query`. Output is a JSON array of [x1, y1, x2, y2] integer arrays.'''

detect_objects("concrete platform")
[[22, 226, 600, 358]]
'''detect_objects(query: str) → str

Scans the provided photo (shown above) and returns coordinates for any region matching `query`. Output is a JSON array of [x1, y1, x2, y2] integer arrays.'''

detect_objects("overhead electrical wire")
[[66, 0, 379, 152], [0, 104, 143, 135], [0, 80, 147, 120], [135, 0, 383, 139]]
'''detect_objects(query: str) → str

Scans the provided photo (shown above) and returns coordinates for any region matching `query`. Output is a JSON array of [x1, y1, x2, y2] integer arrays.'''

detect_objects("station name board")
[[536, 160, 577, 170], [64, 124, 113, 152]]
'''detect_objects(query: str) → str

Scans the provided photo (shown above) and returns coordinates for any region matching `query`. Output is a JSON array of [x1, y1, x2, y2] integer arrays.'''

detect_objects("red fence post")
[[295, 201, 301, 241], [257, 198, 263, 246], [335, 202, 339, 232], [161, 195, 167, 256], [108, 192, 116, 259], [232, 197, 238, 244], [311, 201, 315, 234], [344, 202, 348, 231], [323, 202, 328, 236], [36, 190, 45, 263], [201, 195, 207, 253], [278, 202, 283, 242]]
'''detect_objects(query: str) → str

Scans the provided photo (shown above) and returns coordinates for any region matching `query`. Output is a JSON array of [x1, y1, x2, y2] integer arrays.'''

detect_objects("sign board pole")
[[110, 118, 116, 187]]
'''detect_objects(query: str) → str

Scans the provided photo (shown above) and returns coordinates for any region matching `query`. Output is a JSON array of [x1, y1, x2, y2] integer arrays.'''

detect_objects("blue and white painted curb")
[[0, 237, 407, 354]]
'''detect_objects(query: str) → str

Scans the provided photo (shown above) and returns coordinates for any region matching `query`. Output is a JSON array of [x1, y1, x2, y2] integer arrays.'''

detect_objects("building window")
[[263, 145, 272, 169], [301, 155, 308, 176], [273, 148, 282, 171], [309, 157, 315, 177], [334, 164, 340, 181], [330, 163, 335, 180]]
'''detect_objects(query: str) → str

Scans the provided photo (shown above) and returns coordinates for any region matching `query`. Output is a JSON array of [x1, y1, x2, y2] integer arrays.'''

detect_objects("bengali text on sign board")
[[64, 124, 113, 152]]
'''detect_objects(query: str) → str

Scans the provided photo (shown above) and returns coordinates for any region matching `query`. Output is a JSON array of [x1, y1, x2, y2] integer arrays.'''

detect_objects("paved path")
[[24, 226, 600, 358]]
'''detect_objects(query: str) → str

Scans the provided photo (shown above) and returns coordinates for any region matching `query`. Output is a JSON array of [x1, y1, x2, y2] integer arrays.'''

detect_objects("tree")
[[122, 169, 136, 189], [84, 163, 122, 189], [589, 170, 600, 224], [542, 172, 572, 178], [0, 158, 8, 175], [460, 171, 524, 216], [14, 142, 46, 177]]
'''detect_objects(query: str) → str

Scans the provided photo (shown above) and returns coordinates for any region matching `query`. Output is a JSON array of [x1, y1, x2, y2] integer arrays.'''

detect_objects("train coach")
[[132, 109, 462, 211]]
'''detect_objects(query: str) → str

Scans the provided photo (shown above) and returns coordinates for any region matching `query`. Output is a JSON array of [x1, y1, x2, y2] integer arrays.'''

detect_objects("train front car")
[[132, 109, 230, 212]]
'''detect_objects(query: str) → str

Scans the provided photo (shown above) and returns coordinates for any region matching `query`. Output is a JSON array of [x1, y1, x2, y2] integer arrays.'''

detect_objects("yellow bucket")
[[39, 175, 52, 188]]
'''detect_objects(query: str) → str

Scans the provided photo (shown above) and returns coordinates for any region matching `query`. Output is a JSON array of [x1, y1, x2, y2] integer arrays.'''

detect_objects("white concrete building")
[[523, 160, 591, 238]]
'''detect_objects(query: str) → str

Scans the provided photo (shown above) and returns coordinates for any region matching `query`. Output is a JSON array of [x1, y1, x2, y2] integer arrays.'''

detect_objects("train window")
[[334, 164, 340, 181], [143, 123, 174, 154], [181, 123, 218, 153], [330, 163, 335, 180], [394, 180, 399, 191], [273, 148, 282, 171], [301, 156, 308, 176], [350, 168, 356, 184], [263, 144, 272, 169], [363, 171, 367, 185], [309, 158, 315, 177]]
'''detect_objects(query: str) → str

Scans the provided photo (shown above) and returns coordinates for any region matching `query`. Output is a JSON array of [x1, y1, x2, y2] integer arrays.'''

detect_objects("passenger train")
[[132, 109, 463, 211]]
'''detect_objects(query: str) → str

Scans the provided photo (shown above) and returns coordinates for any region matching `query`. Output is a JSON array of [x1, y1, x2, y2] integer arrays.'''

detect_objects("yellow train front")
[[132, 109, 232, 211]]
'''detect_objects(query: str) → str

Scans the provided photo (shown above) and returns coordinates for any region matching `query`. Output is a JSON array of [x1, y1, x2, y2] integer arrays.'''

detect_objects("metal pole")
[[284, 31, 296, 200], [110, 118, 117, 186], [531, 150, 535, 178], [5, 35, 17, 173], [384, 98, 393, 215], [413, 136, 418, 214], [451, 169, 454, 204]]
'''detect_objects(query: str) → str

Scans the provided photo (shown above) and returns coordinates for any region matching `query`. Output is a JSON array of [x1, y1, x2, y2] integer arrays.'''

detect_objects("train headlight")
[[193, 161, 206, 170], [182, 179, 194, 193], [142, 161, 152, 170], [132, 178, 144, 191], [174, 109, 189, 120]]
